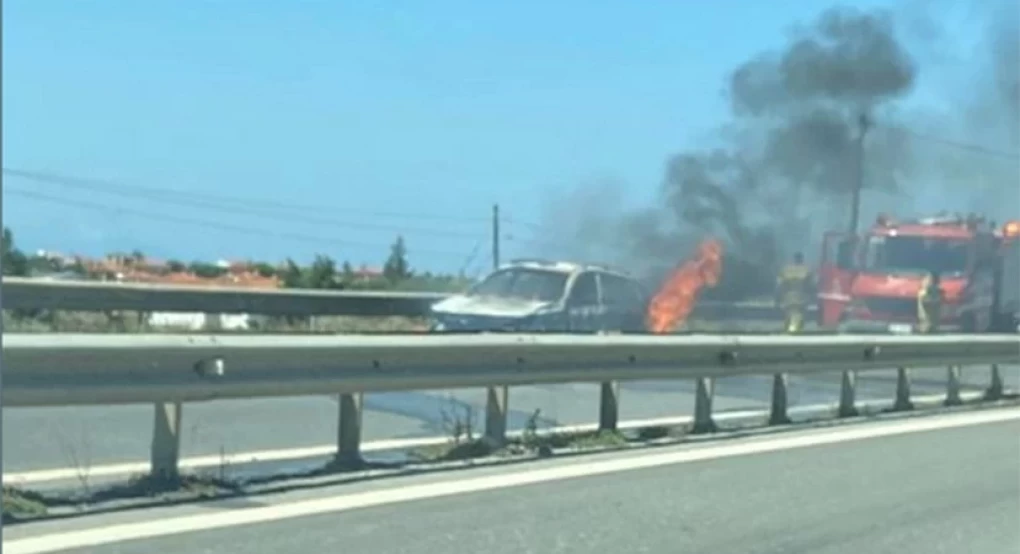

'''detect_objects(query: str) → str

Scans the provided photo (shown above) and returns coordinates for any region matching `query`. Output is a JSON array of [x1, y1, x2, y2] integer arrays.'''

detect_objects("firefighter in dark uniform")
[[917, 271, 943, 334], [776, 252, 813, 334]]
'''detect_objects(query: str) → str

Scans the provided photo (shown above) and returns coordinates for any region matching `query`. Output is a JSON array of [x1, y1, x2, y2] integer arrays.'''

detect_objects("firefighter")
[[917, 272, 943, 333], [776, 252, 812, 334]]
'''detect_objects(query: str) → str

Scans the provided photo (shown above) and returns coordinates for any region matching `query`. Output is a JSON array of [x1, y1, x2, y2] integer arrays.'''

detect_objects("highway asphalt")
[[6, 408, 1018, 553], [4, 365, 1015, 476]]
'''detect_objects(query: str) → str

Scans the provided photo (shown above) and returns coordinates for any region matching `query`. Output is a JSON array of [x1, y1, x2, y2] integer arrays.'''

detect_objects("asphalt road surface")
[[4, 365, 1015, 475], [6, 408, 1018, 553]]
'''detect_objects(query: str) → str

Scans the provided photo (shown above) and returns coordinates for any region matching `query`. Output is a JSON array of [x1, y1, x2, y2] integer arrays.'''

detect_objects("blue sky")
[[3, 0, 971, 274]]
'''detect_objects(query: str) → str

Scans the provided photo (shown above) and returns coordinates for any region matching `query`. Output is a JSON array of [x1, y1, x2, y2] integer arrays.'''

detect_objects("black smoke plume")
[[535, 3, 1017, 302]]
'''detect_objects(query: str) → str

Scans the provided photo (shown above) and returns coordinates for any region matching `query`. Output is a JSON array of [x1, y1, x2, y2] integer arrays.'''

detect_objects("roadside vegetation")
[[1, 310, 429, 334], [3, 487, 48, 522], [2, 225, 469, 334], [3, 412, 690, 524], [2, 473, 241, 523], [410, 408, 637, 463], [3, 226, 471, 292]]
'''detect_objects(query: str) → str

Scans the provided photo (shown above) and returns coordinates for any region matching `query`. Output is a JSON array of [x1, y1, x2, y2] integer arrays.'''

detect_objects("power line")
[[457, 239, 484, 276], [3, 168, 484, 240], [2, 168, 494, 226], [4, 167, 561, 248], [2, 168, 562, 240], [5, 187, 473, 258], [502, 211, 545, 233], [875, 125, 1020, 161]]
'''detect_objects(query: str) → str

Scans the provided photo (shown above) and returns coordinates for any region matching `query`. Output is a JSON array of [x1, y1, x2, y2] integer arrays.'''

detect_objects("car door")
[[597, 272, 647, 332], [565, 271, 603, 332]]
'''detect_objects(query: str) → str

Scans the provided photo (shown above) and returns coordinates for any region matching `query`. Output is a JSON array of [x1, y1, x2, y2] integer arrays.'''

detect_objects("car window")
[[470, 268, 568, 303], [600, 273, 644, 307], [569, 272, 599, 306]]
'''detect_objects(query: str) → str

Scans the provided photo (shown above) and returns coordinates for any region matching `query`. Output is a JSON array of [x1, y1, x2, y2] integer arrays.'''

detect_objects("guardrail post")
[[893, 367, 913, 411], [336, 393, 364, 466], [106, 310, 127, 332], [203, 313, 223, 332], [769, 373, 791, 425], [599, 381, 620, 431], [692, 377, 716, 434], [150, 401, 182, 481], [944, 366, 963, 406], [838, 370, 859, 417], [41, 309, 58, 331], [986, 364, 1004, 400], [136, 311, 149, 331], [484, 386, 508, 445]]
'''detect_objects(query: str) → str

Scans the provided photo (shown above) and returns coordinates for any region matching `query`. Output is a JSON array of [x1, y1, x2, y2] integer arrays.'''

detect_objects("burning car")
[[428, 259, 650, 333]]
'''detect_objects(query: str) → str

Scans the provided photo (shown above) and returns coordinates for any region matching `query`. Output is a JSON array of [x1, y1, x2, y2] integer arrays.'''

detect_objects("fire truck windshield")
[[863, 235, 969, 276]]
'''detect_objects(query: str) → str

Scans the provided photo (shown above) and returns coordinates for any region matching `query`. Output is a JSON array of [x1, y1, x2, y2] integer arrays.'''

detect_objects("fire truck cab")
[[817, 213, 1019, 333]]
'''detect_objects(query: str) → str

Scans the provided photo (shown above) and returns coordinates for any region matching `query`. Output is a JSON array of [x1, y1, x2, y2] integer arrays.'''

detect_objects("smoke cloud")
[[534, 2, 1019, 301], [894, 0, 1019, 220]]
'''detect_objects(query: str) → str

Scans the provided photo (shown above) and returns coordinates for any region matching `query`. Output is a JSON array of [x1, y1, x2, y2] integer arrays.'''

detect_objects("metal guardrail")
[[0, 277, 814, 319], [3, 333, 1016, 478]]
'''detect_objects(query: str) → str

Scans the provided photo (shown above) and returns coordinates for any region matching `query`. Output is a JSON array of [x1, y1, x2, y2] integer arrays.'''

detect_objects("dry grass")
[[409, 429, 629, 462], [2, 487, 48, 522]]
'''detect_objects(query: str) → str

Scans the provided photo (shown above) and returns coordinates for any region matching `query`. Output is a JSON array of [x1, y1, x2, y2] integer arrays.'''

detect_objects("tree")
[[306, 255, 338, 289], [167, 259, 187, 272], [2, 227, 28, 276], [189, 262, 226, 279], [383, 236, 411, 282], [281, 259, 304, 288], [68, 259, 88, 277], [26, 255, 59, 275], [253, 262, 277, 278]]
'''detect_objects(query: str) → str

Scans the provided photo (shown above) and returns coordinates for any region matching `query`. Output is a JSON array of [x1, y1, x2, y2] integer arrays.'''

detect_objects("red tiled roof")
[[72, 255, 281, 289]]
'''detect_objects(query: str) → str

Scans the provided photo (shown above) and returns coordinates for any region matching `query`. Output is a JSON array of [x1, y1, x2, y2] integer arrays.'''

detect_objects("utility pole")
[[848, 111, 871, 235], [492, 204, 501, 270]]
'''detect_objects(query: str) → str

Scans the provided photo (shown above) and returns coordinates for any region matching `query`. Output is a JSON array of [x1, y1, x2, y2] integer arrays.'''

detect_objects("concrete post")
[[893, 367, 913, 411], [598, 381, 620, 432], [986, 364, 1004, 401], [150, 401, 182, 481], [484, 386, 508, 445], [838, 370, 859, 418], [692, 377, 716, 434], [944, 366, 963, 406], [336, 393, 364, 466], [769, 373, 791, 425]]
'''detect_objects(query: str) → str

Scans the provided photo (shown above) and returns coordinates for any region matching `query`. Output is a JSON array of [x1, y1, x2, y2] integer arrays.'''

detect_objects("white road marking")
[[3, 391, 986, 486], [6, 406, 1017, 554]]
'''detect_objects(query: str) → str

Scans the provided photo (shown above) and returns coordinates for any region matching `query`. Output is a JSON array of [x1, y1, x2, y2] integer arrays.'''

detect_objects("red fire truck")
[[817, 213, 1020, 333]]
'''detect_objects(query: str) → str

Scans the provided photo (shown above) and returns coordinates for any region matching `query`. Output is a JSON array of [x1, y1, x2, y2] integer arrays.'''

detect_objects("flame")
[[645, 239, 723, 334], [1003, 220, 1020, 238]]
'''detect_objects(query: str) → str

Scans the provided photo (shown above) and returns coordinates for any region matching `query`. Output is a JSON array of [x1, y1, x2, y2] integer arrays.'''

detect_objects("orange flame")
[[645, 239, 723, 334]]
